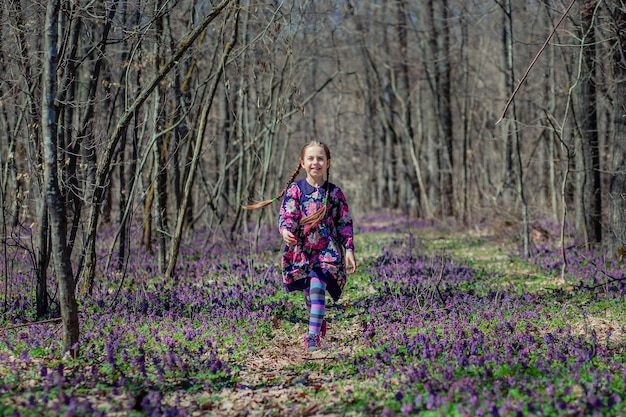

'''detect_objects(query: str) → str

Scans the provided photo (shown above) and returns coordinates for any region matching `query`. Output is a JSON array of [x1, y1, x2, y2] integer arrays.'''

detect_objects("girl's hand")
[[346, 250, 357, 273], [282, 229, 297, 246]]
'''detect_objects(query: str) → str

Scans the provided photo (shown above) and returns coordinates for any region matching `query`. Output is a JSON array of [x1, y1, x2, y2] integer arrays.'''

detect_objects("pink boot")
[[304, 333, 321, 352]]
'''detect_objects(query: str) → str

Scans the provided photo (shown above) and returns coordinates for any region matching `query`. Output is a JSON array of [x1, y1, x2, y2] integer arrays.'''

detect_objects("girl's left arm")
[[345, 249, 357, 273], [278, 183, 301, 233], [279, 185, 301, 246], [334, 187, 357, 273], [334, 187, 354, 252]]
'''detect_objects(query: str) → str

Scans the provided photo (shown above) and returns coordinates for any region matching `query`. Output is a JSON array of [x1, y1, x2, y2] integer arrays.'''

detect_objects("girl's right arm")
[[333, 187, 354, 251], [278, 183, 301, 241], [281, 229, 297, 246], [345, 249, 357, 273]]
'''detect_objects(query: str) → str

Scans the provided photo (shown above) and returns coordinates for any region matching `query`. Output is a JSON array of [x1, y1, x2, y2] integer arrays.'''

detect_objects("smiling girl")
[[243, 141, 356, 353]]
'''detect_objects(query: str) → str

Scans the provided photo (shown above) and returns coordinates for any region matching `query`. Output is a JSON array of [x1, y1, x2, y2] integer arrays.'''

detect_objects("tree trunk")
[[439, 0, 454, 217], [578, 0, 602, 245], [117, 130, 128, 270], [425, 0, 442, 215], [42, 0, 79, 354], [57, 1, 80, 255], [153, 2, 169, 273], [143, 184, 155, 253], [460, 13, 470, 224], [396, 0, 431, 218], [500, 3, 515, 205], [499, 0, 530, 255], [35, 202, 49, 318], [608, 5, 626, 260], [346, 0, 383, 210], [545, 0, 560, 223]]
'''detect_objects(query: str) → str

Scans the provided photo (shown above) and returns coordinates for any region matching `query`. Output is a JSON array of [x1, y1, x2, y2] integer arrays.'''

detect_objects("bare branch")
[[495, 0, 576, 125]]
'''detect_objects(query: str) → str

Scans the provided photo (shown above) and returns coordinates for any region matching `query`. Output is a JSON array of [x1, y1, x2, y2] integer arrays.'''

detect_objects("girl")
[[244, 141, 356, 353]]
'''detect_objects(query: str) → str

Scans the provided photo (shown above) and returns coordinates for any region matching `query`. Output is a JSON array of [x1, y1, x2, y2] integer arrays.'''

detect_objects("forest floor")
[[3, 214, 626, 416]]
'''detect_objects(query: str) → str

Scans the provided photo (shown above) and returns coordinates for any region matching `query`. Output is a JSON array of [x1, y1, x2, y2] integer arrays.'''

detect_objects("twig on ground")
[[1, 317, 62, 332], [574, 256, 623, 291]]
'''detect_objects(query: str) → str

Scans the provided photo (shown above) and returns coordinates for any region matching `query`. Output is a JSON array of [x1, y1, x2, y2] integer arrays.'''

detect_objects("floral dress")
[[278, 179, 354, 301]]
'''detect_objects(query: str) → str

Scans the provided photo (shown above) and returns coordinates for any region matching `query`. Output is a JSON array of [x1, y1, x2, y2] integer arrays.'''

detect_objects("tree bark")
[[346, 0, 384, 210], [395, 0, 431, 218], [609, 5, 626, 260], [578, 0, 602, 245], [439, 0, 454, 217], [35, 202, 49, 318], [57, 1, 79, 253], [500, 3, 515, 205], [499, 0, 530, 255], [153, 2, 169, 273], [42, 0, 79, 354]]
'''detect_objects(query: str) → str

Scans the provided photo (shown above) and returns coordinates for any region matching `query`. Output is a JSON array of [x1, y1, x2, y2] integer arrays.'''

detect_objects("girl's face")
[[301, 144, 330, 185]]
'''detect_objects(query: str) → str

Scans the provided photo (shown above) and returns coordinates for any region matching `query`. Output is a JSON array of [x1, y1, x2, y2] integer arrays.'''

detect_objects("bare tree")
[[575, 0, 602, 246], [82, 0, 235, 292], [496, 0, 530, 255], [42, 0, 79, 353], [428, 0, 454, 217], [5, 0, 626, 318], [166, 2, 241, 279], [152, 0, 169, 273], [608, 3, 626, 260]]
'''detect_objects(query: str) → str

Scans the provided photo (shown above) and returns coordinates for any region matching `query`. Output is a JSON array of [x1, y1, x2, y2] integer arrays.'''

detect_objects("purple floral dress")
[[278, 179, 354, 301]]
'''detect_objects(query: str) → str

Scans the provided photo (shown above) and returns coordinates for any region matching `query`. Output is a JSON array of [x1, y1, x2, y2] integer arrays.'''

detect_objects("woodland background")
[[2, 0, 626, 351]]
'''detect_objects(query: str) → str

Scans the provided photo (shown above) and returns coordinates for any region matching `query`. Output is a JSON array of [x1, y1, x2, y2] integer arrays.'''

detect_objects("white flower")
[[285, 199, 296, 212]]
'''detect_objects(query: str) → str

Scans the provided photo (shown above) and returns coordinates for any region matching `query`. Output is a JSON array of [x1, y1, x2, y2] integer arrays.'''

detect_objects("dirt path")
[[197, 316, 367, 417]]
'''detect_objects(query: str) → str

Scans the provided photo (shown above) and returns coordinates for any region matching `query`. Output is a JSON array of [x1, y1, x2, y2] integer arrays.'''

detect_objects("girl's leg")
[[308, 276, 327, 335]]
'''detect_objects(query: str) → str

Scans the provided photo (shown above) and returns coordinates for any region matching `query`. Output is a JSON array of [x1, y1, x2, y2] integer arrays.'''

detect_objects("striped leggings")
[[304, 276, 327, 335]]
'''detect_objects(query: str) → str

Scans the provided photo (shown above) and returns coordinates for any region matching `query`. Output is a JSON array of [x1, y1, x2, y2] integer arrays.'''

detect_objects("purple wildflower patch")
[[1, 218, 625, 415]]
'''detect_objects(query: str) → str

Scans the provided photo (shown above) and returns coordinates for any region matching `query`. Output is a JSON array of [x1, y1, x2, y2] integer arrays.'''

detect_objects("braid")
[[300, 166, 330, 229], [242, 163, 302, 210]]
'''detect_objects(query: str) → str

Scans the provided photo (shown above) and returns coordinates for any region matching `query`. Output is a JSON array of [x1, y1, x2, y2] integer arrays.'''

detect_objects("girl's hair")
[[242, 141, 331, 230]]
